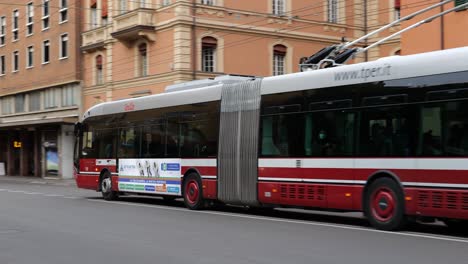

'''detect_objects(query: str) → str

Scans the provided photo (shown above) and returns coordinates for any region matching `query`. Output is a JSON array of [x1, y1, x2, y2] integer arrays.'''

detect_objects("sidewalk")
[[0, 175, 76, 187]]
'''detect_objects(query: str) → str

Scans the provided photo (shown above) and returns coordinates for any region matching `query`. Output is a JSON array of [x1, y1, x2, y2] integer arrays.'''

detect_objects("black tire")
[[100, 171, 118, 201], [183, 173, 204, 210], [364, 178, 407, 231]]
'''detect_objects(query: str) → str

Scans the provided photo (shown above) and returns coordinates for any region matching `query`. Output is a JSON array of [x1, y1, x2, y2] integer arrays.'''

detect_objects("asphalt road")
[[0, 180, 467, 264]]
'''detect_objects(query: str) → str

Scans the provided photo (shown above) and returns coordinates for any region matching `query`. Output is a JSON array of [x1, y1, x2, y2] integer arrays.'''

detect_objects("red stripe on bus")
[[182, 166, 217, 177]]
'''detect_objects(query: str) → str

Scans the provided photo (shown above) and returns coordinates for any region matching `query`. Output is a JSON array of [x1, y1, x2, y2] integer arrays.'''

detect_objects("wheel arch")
[[97, 168, 112, 191], [181, 168, 202, 195]]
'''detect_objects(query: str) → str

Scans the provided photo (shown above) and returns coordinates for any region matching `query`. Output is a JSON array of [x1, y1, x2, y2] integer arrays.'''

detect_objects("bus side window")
[[165, 119, 180, 157], [97, 129, 115, 158], [81, 131, 97, 158], [359, 106, 416, 157], [420, 106, 443, 156], [261, 116, 280, 156], [118, 127, 138, 158], [260, 113, 304, 157], [141, 125, 164, 158], [441, 101, 468, 157], [306, 111, 355, 157]]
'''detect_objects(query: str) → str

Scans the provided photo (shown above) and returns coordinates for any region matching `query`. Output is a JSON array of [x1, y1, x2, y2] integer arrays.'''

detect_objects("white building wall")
[[60, 124, 75, 179]]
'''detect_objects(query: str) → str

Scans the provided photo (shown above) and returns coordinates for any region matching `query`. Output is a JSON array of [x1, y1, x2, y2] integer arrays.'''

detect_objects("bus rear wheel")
[[101, 171, 118, 201], [364, 178, 406, 231], [183, 173, 204, 210]]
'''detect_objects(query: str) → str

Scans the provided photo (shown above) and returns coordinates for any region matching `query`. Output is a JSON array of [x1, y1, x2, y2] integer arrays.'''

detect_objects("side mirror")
[[74, 122, 83, 137]]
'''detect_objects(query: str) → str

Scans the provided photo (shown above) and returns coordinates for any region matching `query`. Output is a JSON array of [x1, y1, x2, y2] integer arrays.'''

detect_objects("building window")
[[273, 44, 286, 76], [42, 40, 50, 64], [0, 55, 5, 75], [29, 91, 41, 111], [2, 97, 13, 115], [138, 43, 148, 77], [201, 37, 217, 72], [161, 0, 171, 6], [328, 0, 338, 23], [201, 0, 214, 5], [44, 88, 57, 108], [138, 0, 146, 8], [272, 0, 285, 15], [60, 34, 68, 59], [455, 0, 468, 10], [12, 51, 19, 72], [0, 16, 5, 45], [15, 94, 25, 113], [120, 0, 128, 14], [90, 2, 98, 29], [96, 55, 103, 85], [60, 0, 68, 23], [62, 85, 76, 106], [42, 0, 50, 30], [12, 10, 19, 41], [27, 46, 34, 68], [394, 0, 401, 21], [27, 3, 34, 35], [102, 0, 108, 25]]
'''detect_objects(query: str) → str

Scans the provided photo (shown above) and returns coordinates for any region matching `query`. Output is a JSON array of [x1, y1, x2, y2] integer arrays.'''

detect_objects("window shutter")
[[102, 0, 108, 18], [395, 0, 401, 9], [96, 55, 103, 69]]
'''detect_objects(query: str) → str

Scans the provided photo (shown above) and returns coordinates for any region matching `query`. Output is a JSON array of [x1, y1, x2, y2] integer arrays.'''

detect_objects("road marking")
[[0, 188, 71, 198], [6, 190, 24, 193], [30, 181, 47, 184], [44, 194, 64, 197], [89, 199, 468, 244]]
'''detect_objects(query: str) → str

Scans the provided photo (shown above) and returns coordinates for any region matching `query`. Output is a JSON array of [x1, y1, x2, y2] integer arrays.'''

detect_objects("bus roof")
[[83, 46, 468, 121]]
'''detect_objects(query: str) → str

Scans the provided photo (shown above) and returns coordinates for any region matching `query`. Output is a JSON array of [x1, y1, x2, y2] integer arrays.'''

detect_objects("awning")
[[0, 116, 78, 128]]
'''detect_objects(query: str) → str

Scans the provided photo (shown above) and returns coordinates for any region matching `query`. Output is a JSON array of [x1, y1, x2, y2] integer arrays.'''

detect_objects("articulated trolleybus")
[[75, 47, 468, 231]]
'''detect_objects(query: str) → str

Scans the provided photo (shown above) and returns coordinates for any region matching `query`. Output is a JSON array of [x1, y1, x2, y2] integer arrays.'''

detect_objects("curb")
[[0, 176, 76, 187]]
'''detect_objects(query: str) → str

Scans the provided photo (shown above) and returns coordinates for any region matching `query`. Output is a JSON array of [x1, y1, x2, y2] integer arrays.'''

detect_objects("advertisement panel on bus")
[[118, 159, 181, 195]]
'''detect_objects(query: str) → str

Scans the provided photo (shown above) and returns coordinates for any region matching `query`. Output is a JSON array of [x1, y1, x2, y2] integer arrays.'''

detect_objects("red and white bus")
[[74, 47, 468, 231]]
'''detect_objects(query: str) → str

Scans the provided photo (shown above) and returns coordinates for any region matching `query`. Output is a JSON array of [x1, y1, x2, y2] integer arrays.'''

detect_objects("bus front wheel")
[[101, 171, 118, 201], [183, 173, 204, 210], [364, 178, 407, 231]]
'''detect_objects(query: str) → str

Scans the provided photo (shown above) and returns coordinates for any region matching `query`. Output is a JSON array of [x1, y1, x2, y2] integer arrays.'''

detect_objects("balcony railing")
[[111, 8, 156, 42], [81, 26, 110, 52]]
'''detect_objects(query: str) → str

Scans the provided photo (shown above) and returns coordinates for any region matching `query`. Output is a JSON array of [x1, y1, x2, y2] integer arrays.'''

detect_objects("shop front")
[[0, 122, 76, 179]]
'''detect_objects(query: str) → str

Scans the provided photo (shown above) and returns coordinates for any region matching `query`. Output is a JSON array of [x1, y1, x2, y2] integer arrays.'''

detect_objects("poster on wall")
[[118, 159, 181, 195], [46, 148, 59, 176]]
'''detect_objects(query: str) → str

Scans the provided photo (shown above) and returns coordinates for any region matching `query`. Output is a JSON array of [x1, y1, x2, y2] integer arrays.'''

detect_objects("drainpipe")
[[192, 0, 197, 80], [364, 0, 368, 61], [440, 0, 445, 50]]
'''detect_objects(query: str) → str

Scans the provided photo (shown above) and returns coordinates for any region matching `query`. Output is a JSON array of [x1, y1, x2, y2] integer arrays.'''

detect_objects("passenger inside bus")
[[422, 129, 442, 156], [311, 129, 337, 156]]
